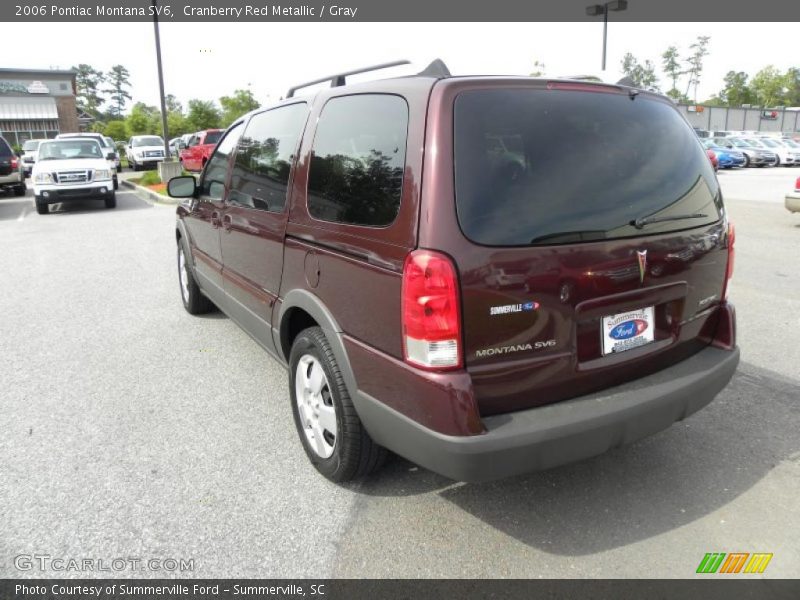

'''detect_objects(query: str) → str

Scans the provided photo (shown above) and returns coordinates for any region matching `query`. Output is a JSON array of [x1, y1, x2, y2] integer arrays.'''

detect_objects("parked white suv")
[[126, 135, 166, 171], [32, 138, 116, 214]]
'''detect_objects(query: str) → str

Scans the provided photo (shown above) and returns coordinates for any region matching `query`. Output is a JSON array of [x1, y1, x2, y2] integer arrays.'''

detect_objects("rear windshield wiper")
[[632, 212, 708, 229]]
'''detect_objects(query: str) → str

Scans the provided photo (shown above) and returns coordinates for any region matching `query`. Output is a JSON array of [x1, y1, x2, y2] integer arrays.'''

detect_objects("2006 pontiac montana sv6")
[[167, 60, 739, 482]]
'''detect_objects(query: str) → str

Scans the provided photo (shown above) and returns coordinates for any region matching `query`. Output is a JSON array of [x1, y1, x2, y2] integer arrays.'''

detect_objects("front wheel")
[[34, 196, 48, 214], [289, 327, 386, 482], [104, 192, 116, 209], [177, 241, 214, 314]]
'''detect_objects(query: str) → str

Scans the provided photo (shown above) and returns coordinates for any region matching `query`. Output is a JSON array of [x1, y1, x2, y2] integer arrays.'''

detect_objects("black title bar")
[[3, 0, 800, 22]]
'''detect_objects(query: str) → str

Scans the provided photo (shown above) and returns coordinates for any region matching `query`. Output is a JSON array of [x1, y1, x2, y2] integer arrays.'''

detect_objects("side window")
[[199, 123, 243, 200], [228, 103, 308, 213], [307, 94, 408, 227]]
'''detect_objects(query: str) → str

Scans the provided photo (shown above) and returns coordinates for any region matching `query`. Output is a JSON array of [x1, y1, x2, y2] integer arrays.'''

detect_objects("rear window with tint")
[[454, 88, 722, 246], [205, 131, 222, 145]]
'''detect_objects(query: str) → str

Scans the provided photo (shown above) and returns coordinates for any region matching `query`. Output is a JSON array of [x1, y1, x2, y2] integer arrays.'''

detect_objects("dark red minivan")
[[167, 60, 739, 483]]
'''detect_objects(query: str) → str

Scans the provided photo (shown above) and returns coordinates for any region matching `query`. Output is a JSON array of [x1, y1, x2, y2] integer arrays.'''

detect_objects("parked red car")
[[179, 129, 223, 172], [167, 60, 739, 483], [706, 148, 719, 171]]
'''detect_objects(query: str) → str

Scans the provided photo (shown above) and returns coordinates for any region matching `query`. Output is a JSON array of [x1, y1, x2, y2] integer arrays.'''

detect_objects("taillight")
[[722, 221, 735, 300], [11, 157, 18, 169], [795, 176, 800, 192], [401, 249, 462, 370]]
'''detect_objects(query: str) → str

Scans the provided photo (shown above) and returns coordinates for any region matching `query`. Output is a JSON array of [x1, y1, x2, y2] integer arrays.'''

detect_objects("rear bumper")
[[786, 192, 800, 213], [356, 345, 739, 482]]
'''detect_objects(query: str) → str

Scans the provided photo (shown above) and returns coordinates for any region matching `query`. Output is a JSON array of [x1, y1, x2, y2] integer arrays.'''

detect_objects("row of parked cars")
[[699, 131, 800, 170]]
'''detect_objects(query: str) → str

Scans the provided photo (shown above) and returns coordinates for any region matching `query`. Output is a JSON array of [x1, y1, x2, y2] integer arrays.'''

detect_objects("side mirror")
[[167, 175, 197, 198], [106, 152, 116, 160]]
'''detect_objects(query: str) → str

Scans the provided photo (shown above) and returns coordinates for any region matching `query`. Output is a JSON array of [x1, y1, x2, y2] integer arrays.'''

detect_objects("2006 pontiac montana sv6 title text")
[[168, 60, 740, 483]]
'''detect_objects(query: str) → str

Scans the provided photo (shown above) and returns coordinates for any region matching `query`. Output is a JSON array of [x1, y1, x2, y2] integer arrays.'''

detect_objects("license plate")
[[601, 307, 655, 355]]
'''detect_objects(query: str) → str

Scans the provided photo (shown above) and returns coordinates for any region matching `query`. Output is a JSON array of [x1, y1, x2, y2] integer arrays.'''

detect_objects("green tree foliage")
[[785, 68, 800, 106], [103, 65, 132, 117], [750, 66, 789, 107], [186, 100, 222, 131], [683, 35, 710, 103], [103, 120, 129, 142], [72, 64, 105, 116], [661, 46, 684, 101], [717, 71, 754, 107], [126, 102, 160, 136], [219, 89, 261, 127], [620, 53, 659, 90]]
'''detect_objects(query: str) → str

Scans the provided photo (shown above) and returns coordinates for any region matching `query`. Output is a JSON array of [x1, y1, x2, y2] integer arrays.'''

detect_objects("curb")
[[120, 179, 180, 206]]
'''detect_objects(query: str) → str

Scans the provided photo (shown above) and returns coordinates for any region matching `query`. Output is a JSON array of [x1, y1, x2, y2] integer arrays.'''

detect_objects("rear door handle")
[[222, 214, 232, 232], [210, 211, 221, 228]]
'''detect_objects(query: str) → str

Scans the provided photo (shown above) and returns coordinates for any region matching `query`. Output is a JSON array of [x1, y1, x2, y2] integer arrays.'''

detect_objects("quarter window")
[[307, 94, 408, 227], [228, 103, 308, 212]]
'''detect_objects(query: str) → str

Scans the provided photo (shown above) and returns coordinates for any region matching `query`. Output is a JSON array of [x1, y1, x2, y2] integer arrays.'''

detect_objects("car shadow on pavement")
[[356, 361, 800, 555], [46, 192, 151, 215]]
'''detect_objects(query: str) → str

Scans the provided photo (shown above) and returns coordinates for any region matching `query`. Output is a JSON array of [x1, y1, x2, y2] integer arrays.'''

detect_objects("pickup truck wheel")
[[113, 176, 119, 191], [35, 196, 48, 215], [104, 192, 116, 209], [289, 327, 387, 482], [177, 242, 214, 314]]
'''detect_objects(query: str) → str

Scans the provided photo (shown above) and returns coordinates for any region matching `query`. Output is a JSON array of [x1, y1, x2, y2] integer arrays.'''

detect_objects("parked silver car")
[[712, 137, 777, 167]]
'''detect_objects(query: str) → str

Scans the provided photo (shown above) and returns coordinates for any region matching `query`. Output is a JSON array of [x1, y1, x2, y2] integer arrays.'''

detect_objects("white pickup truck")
[[32, 138, 116, 214], [126, 135, 166, 171]]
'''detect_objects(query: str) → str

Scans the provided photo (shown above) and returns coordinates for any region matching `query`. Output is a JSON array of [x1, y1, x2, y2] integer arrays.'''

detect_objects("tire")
[[113, 176, 119, 191], [104, 192, 116, 209], [775, 156, 781, 166], [14, 182, 26, 196], [35, 196, 48, 215], [177, 241, 214, 315], [289, 326, 387, 482], [743, 155, 750, 167]]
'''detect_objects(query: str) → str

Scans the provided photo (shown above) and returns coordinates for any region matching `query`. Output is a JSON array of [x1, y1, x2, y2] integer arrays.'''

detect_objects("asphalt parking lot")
[[1, 167, 798, 579]]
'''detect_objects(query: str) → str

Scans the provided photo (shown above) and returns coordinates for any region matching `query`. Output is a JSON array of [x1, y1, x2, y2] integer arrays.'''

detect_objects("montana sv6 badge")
[[489, 301, 540, 316], [476, 339, 556, 358]]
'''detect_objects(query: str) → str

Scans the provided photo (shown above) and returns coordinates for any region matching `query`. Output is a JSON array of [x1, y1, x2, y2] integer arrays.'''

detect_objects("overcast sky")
[[5, 22, 798, 110]]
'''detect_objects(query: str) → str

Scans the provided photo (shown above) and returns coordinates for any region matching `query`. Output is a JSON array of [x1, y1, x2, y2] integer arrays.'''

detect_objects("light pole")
[[152, 0, 170, 161], [586, 0, 628, 71]]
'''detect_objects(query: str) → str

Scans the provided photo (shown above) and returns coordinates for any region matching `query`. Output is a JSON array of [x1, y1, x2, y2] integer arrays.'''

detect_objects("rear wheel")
[[743, 155, 750, 167], [34, 196, 48, 215], [289, 326, 387, 482], [14, 182, 26, 196], [177, 241, 214, 314]]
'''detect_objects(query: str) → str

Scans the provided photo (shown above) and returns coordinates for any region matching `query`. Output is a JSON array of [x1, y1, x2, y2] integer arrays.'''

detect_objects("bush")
[[138, 171, 162, 186]]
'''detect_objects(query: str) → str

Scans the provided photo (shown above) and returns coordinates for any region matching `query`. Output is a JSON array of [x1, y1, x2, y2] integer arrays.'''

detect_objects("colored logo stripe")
[[696, 552, 773, 574], [720, 553, 749, 574], [744, 553, 773, 574], [697, 553, 726, 573]]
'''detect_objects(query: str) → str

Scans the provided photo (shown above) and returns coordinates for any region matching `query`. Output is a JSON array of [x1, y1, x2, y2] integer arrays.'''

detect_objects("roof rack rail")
[[286, 60, 411, 98]]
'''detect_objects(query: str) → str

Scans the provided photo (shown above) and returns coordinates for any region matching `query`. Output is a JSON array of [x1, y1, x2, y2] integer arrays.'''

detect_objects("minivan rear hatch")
[[451, 83, 730, 416]]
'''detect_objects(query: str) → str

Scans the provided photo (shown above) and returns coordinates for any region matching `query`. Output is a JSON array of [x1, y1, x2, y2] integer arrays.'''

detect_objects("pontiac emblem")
[[637, 250, 648, 284]]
